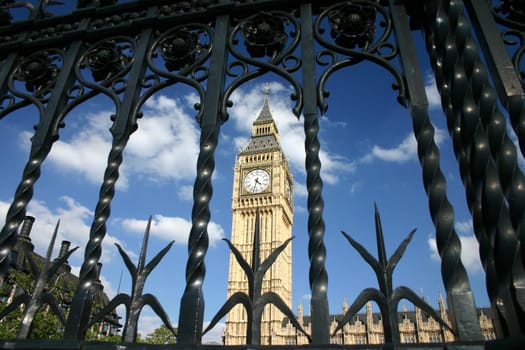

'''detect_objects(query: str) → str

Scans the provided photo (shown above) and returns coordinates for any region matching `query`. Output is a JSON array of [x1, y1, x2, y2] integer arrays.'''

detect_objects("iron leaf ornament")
[[89, 216, 175, 343], [335, 204, 455, 343], [203, 208, 311, 345], [0, 220, 78, 339]]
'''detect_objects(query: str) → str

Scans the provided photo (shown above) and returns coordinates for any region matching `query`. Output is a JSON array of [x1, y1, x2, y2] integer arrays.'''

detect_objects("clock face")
[[243, 169, 270, 193]]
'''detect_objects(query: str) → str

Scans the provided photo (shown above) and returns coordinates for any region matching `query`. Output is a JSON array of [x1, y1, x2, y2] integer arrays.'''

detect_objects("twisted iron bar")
[[304, 109, 328, 332], [423, 0, 525, 335], [178, 123, 215, 342], [0, 144, 49, 281], [0, 40, 83, 284], [300, 2, 329, 343], [177, 14, 229, 345], [65, 30, 153, 339], [411, 104, 480, 336], [388, 0, 480, 340], [451, 6, 525, 280]]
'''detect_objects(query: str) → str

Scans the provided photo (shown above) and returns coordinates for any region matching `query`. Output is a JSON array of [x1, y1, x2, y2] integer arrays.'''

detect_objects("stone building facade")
[[275, 296, 495, 345]]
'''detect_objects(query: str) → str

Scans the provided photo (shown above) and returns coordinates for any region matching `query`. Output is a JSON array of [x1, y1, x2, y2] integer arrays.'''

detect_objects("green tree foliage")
[[0, 270, 62, 339], [142, 325, 177, 344], [0, 268, 120, 340]]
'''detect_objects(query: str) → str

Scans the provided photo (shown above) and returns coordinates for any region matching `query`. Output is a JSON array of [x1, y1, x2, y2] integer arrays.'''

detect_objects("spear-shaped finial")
[[374, 203, 387, 269]]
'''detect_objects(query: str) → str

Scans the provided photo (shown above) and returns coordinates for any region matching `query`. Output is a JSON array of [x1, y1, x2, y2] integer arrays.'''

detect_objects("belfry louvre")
[[0, 0, 524, 349]]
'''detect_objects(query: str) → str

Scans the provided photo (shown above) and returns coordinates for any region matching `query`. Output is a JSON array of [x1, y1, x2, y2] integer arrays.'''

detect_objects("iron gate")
[[0, 0, 524, 348]]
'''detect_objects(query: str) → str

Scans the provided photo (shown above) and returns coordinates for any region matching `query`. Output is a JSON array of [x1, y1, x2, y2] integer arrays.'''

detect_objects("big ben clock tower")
[[224, 85, 293, 345]]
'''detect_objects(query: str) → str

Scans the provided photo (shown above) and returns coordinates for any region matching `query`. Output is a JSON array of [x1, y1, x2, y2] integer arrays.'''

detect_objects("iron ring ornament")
[[223, 11, 302, 121], [314, 1, 406, 114], [76, 36, 135, 101], [328, 2, 377, 49], [14, 51, 61, 98], [144, 24, 212, 124], [1, 49, 63, 118], [82, 38, 133, 83], [241, 12, 287, 58], [148, 25, 212, 82]]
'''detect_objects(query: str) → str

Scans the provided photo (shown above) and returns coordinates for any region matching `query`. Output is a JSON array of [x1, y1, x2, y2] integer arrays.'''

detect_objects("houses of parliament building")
[[223, 86, 496, 346]]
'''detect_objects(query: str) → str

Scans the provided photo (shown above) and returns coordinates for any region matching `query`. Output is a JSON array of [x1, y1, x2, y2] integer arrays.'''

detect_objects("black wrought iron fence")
[[0, 0, 523, 349]]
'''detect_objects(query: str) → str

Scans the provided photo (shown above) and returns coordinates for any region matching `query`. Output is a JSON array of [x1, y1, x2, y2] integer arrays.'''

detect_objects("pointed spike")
[[138, 216, 153, 272], [252, 208, 261, 272], [374, 204, 387, 269], [45, 219, 60, 263]]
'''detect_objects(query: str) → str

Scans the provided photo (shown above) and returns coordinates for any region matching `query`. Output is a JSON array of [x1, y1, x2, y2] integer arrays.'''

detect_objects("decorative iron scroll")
[[203, 209, 310, 345], [222, 11, 302, 120], [314, 1, 406, 114], [336, 205, 454, 343], [89, 217, 175, 343], [0, 0, 523, 348]]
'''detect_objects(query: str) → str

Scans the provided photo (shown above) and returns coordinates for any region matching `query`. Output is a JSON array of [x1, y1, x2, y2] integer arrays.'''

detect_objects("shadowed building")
[[0, 216, 121, 339]]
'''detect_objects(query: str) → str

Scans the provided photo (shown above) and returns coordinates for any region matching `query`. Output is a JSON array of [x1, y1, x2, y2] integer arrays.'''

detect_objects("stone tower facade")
[[224, 87, 293, 345]]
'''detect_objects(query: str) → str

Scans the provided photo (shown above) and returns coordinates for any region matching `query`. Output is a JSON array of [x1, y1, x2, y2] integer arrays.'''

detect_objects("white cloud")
[[363, 133, 417, 163], [0, 197, 124, 265], [455, 219, 473, 234], [363, 128, 445, 164], [120, 214, 225, 246], [126, 95, 200, 181], [203, 322, 225, 344], [177, 185, 194, 202], [0, 200, 9, 223], [227, 82, 355, 189], [428, 233, 483, 274], [424, 73, 442, 110], [138, 314, 164, 338], [293, 182, 308, 198], [30, 94, 200, 190]]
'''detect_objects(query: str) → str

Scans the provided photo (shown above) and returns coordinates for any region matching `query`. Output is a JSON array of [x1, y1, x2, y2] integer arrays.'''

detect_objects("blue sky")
[[0, 0, 511, 343]]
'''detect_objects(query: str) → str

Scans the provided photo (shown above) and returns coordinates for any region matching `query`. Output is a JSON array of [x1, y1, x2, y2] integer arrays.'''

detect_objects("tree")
[[0, 270, 62, 339], [142, 325, 177, 344]]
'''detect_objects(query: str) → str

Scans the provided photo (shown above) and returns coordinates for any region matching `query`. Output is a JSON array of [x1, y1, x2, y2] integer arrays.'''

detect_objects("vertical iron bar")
[[300, 2, 330, 344], [463, 0, 525, 158], [0, 27, 86, 282], [423, 0, 525, 336], [177, 13, 229, 345], [65, 28, 154, 340], [390, 0, 482, 341]]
